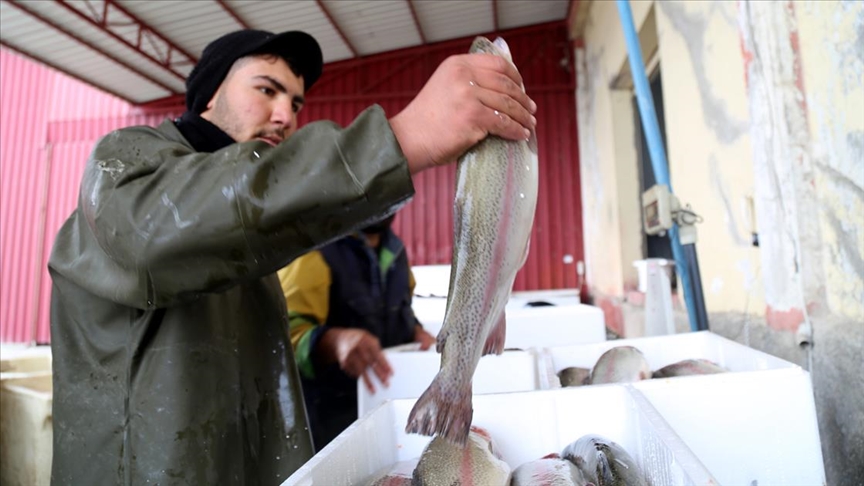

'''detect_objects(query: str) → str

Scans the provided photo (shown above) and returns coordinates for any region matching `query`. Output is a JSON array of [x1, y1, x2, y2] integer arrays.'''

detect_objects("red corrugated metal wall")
[[299, 22, 582, 291], [1, 21, 580, 343], [0, 48, 181, 343]]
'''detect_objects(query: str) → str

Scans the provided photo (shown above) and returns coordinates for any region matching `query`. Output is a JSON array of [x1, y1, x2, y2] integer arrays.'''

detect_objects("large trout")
[[405, 36, 539, 445]]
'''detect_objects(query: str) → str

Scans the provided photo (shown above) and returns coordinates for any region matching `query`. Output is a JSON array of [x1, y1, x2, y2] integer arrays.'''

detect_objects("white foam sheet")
[[539, 331, 797, 389], [412, 297, 606, 349], [283, 386, 717, 486], [634, 368, 826, 485], [357, 349, 539, 417]]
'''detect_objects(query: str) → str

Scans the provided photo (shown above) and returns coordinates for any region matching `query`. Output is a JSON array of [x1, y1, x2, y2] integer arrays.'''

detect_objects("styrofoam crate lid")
[[284, 386, 717, 486], [634, 368, 825, 486], [357, 349, 539, 417], [412, 297, 606, 349], [540, 331, 797, 388]]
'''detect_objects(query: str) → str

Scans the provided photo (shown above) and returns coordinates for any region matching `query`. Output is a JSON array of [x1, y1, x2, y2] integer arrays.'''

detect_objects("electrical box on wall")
[[642, 184, 677, 236]]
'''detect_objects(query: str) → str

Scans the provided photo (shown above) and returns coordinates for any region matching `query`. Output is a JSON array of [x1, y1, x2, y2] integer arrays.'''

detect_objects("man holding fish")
[[48, 27, 536, 484]]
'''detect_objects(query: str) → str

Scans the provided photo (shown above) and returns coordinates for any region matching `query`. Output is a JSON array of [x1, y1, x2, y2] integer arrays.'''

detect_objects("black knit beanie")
[[185, 29, 323, 114]]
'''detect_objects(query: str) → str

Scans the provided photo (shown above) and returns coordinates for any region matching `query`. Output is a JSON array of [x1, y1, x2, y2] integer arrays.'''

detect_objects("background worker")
[[279, 213, 435, 450], [49, 27, 536, 484]]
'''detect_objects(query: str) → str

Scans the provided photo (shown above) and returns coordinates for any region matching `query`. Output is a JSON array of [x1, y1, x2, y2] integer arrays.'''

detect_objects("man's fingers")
[[472, 68, 536, 115], [477, 105, 532, 142], [361, 370, 375, 394], [463, 53, 526, 92], [375, 354, 393, 382]]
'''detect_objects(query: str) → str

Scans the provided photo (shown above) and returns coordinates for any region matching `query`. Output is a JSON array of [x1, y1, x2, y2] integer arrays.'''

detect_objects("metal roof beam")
[[492, 0, 500, 33], [406, 0, 426, 45], [216, 0, 251, 29], [315, 0, 358, 58], [0, 38, 135, 103], [5, 0, 178, 95], [54, 0, 196, 82]]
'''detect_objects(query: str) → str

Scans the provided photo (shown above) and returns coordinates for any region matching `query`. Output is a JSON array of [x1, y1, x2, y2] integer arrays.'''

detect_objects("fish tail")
[[404, 374, 473, 446]]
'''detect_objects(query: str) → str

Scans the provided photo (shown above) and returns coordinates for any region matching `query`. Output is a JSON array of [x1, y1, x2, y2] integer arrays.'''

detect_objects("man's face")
[[201, 55, 305, 145]]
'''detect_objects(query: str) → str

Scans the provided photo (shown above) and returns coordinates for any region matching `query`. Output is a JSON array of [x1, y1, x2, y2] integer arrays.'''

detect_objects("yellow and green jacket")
[[278, 229, 419, 381]]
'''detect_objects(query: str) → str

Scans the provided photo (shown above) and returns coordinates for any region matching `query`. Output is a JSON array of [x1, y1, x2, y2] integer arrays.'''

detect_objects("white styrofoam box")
[[634, 368, 825, 485], [510, 288, 582, 306], [539, 331, 797, 389], [410, 264, 451, 297], [412, 297, 606, 349], [284, 386, 717, 486], [0, 344, 52, 378], [357, 349, 539, 417], [0, 372, 52, 486], [505, 303, 606, 349]]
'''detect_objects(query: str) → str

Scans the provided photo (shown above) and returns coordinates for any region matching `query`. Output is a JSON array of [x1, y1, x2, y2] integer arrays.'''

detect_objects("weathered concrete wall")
[[572, 0, 864, 483], [576, 0, 652, 334], [739, 1, 864, 483], [656, 1, 764, 316]]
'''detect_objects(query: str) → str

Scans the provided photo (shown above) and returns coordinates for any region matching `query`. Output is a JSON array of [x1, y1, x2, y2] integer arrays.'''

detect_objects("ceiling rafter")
[[315, 0, 358, 58], [54, 0, 196, 82], [0, 38, 133, 102], [5, 0, 178, 95], [492, 0, 500, 33], [406, 0, 426, 45], [215, 0, 251, 29]]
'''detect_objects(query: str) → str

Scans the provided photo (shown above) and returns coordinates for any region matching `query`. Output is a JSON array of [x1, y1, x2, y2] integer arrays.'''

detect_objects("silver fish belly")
[[405, 36, 539, 445]]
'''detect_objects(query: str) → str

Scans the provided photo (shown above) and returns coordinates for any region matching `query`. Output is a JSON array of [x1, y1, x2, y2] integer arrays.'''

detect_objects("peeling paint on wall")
[[659, 2, 748, 144], [709, 154, 749, 247], [739, 1, 828, 329]]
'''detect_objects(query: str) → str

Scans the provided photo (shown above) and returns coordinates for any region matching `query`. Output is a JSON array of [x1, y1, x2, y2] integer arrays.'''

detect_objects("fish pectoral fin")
[[482, 313, 507, 356]]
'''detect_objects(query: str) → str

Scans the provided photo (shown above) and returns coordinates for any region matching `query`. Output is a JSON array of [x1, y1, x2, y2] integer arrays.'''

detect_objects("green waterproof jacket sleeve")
[[68, 105, 413, 309]]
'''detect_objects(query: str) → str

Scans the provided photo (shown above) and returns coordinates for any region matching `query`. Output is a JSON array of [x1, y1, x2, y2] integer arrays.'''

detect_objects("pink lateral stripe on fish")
[[404, 35, 539, 446]]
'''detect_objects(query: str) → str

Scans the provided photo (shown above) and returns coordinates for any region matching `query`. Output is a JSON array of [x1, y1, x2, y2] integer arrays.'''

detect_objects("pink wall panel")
[[1, 22, 580, 343], [1, 50, 54, 343], [1, 48, 180, 343]]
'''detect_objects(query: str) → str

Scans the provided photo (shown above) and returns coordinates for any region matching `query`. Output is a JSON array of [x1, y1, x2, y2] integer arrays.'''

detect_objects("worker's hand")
[[414, 325, 436, 351], [389, 53, 537, 174], [318, 328, 393, 394]]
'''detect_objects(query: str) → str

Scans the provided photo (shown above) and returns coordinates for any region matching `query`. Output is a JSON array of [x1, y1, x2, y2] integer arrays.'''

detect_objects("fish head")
[[469, 36, 513, 63]]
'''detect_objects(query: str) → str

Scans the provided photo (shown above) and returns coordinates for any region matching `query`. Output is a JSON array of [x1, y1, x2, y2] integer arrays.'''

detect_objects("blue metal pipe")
[[616, 0, 700, 332]]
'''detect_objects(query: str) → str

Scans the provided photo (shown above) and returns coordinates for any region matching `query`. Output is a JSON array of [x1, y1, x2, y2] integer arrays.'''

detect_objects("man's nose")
[[272, 100, 294, 128]]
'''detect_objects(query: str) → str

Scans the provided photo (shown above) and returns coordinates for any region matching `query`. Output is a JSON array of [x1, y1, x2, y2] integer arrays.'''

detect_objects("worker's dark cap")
[[186, 29, 323, 113]]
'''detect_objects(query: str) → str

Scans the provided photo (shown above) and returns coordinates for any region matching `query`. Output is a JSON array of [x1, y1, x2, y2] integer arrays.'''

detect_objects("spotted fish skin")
[[412, 426, 511, 486], [404, 36, 539, 446]]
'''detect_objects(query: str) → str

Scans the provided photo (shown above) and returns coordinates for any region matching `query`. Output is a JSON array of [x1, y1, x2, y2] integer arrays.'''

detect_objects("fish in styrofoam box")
[[539, 331, 798, 389], [510, 454, 590, 486], [411, 426, 511, 485], [281, 386, 718, 486], [652, 359, 726, 378], [588, 346, 652, 385], [562, 434, 647, 486], [365, 459, 416, 486]]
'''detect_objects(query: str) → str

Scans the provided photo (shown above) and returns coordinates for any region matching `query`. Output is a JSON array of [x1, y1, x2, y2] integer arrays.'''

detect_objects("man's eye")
[[293, 104, 302, 113], [259, 87, 275, 96]]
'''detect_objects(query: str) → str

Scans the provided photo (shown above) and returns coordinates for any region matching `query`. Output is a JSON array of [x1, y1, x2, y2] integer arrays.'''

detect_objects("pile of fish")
[[366, 427, 648, 486], [557, 345, 728, 387], [404, 34, 539, 446]]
